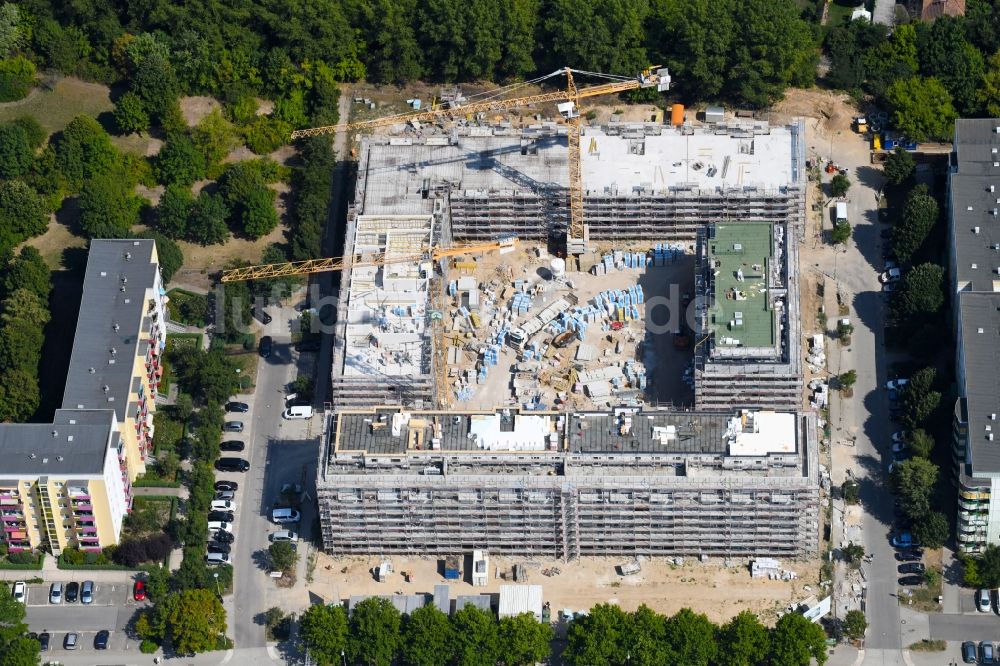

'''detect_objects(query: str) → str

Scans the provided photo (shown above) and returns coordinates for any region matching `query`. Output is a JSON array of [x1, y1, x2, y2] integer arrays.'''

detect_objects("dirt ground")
[[171, 222, 286, 292], [180, 95, 221, 127], [25, 215, 87, 269], [311, 552, 821, 625]]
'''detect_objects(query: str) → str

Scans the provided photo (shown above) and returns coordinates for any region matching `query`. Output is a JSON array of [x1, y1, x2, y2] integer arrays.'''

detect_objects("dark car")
[[65, 581, 79, 603], [216, 457, 250, 472], [965, 641, 980, 663], [208, 511, 234, 523], [259, 335, 273, 358], [207, 543, 231, 555], [226, 401, 249, 413], [94, 629, 109, 650], [253, 307, 273, 325], [223, 421, 244, 433], [894, 549, 923, 562], [898, 562, 925, 575], [295, 339, 321, 353], [212, 530, 235, 544], [215, 480, 239, 492], [983, 641, 996, 664], [898, 575, 924, 586], [220, 440, 245, 452], [38, 632, 49, 651]]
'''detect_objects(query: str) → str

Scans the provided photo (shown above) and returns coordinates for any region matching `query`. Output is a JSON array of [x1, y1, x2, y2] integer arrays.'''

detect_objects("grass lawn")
[[226, 346, 259, 391], [123, 496, 176, 539], [827, 0, 862, 25], [904, 563, 943, 612], [0, 77, 112, 136]]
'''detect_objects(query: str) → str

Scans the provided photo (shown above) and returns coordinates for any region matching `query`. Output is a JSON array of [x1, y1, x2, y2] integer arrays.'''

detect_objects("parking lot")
[[22, 579, 147, 654]]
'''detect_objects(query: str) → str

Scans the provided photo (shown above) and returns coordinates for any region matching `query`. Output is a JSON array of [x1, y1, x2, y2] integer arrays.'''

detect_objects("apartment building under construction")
[[316, 407, 819, 560]]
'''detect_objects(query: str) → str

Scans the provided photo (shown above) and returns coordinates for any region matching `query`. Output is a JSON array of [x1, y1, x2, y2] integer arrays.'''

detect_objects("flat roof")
[[950, 174, 1000, 291], [0, 409, 115, 477], [954, 118, 1000, 176], [333, 407, 800, 457], [342, 215, 434, 379], [707, 223, 775, 350], [61, 239, 160, 420], [958, 292, 1000, 475], [358, 122, 802, 217]]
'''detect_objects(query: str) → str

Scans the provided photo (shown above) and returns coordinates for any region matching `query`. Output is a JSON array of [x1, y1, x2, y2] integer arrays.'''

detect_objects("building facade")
[[317, 407, 820, 560]]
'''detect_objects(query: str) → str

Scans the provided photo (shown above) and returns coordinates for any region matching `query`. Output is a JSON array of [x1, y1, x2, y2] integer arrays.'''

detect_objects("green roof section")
[[708, 223, 775, 351]]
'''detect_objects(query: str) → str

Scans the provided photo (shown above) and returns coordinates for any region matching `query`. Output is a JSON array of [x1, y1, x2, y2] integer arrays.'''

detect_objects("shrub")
[[243, 115, 291, 155], [6, 551, 38, 565], [140, 639, 159, 653], [0, 56, 35, 102], [11, 116, 45, 149]]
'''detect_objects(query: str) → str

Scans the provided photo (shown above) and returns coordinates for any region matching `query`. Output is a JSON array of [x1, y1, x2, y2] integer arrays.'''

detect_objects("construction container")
[[472, 550, 489, 587], [705, 105, 725, 123], [444, 555, 462, 580], [671, 103, 685, 126], [498, 585, 544, 620]]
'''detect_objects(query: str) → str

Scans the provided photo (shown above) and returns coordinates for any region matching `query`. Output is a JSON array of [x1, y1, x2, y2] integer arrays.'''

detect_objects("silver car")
[[49, 582, 62, 604], [81, 580, 94, 605]]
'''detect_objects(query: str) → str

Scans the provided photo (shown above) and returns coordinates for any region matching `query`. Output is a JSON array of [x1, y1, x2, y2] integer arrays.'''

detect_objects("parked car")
[[886, 378, 909, 391], [81, 580, 94, 605], [880, 267, 902, 283], [271, 508, 301, 524], [207, 543, 231, 555], [220, 440, 245, 452], [208, 510, 234, 523], [210, 499, 237, 512], [898, 575, 924, 586], [898, 562, 925, 575], [207, 521, 233, 532], [215, 490, 236, 501], [888, 388, 900, 402], [891, 442, 907, 454], [223, 421, 244, 433], [216, 457, 250, 472], [964, 641, 978, 664], [63, 632, 78, 650], [891, 532, 914, 548], [215, 480, 239, 492], [133, 580, 146, 601], [205, 552, 232, 566], [978, 588, 992, 612], [49, 582, 62, 604], [212, 530, 235, 544], [983, 641, 995, 664], [892, 431, 906, 443], [883, 282, 897, 294], [225, 401, 249, 413], [65, 581, 79, 602], [94, 629, 110, 650], [269, 530, 299, 543], [894, 549, 923, 562], [11, 581, 25, 603], [259, 335, 273, 357], [38, 632, 49, 651], [253, 307, 272, 325]]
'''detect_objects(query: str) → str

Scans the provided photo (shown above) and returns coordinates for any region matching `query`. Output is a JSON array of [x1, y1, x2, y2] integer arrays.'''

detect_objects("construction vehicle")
[[289, 66, 671, 254], [220, 236, 518, 282], [852, 116, 867, 133]]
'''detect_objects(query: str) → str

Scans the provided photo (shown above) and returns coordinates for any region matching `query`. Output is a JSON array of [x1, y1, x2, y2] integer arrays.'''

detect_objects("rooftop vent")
[[973, 263, 978, 269], [979, 327, 985, 333], [991, 433, 996, 441], [992, 186, 997, 192], [102, 385, 110, 393], [124, 252, 131, 261], [28, 453, 35, 459], [112, 323, 119, 331], [975, 227, 981, 234], [109, 348, 116, 356], [992, 413, 996, 420], [51, 430, 57, 437], [56, 455, 63, 461], [969, 206, 975, 211], [66, 436, 71, 443], [41, 457, 48, 464]]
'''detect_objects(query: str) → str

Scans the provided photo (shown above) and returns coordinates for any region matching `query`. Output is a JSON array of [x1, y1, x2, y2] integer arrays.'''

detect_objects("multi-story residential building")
[[948, 119, 1000, 552], [317, 406, 819, 560], [0, 239, 166, 555], [0, 410, 127, 555], [61, 239, 167, 486]]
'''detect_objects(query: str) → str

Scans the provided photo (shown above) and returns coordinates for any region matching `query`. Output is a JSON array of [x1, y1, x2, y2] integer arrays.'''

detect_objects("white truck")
[[835, 201, 848, 224]]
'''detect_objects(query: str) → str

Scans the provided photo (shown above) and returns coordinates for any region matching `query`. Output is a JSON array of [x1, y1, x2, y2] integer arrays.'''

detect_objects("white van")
[[282, 405, 313, 420], [835, 201, 848, 223], [271, 508, 301, 524]]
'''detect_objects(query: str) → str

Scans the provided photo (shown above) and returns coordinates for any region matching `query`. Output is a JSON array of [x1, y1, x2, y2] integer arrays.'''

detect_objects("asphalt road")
[[929, 612, 1000, 641]]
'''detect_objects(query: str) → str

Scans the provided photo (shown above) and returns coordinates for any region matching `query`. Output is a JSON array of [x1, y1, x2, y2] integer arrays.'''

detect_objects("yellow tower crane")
[[291, 66, 670, 253]]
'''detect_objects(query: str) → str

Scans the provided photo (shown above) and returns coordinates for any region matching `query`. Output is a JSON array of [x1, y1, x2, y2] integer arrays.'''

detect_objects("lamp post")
[[213, 571, 220, 597], [340, 650, 346, 666]]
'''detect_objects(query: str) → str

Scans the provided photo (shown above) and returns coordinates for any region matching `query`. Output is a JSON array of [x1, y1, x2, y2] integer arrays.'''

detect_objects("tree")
[[79, 175, 143, 238], [972, 544, 1000, 588], [0, 367, 39, 422], [842, 542, 865, 564], [268, 541, 297, 572], [401, 605, 455, 666], [0, 3, 22, 57], [843, 610, 867, 640], [892, 456, 939, 521], [769, 612, 828, 666], [0, 289, 49, 371], [830, 221, 851, 244], [240, 186, 279, 238], [54, 115, 118, 189], [187, 192, 230, 246], [663, 607, 717, 666], [152, 588, 227, 654], [243, 115, 291, 155], [347, 597, 402, 666], [300, 604, 349, 666], [0, 180, 48, 255], [290, 136, 334, 261], [3, 246, 51, 301], [0, 123, 32, 179], [913, 510, 949, 549], [0, 635, 40, 666], [156, 134, 207, 187], [842, 479, 860, 504], [823, 19, 887, 92], [909, 428, 935, 459], [978, 50, 1000, 117], [0, 56, 34, 103], [10, 116, 45, 150], [830, 174, 851, 198], [498, 612, 553, 666], [131, 51, 179, 121], [564, 603, 630, 665], [156, 184, 194, 239], [838, 370, 857, 391], [719, 610, 770, 666], [885, 77, 957, 142], [0, 580, 27, 647], [627, 604, 667, 666], [891, 185, 938, 264], [114, 92, 150, 135], [900, 366, 941, 432], [917, 16, 984, 115], [884, 147, 916, 185], [192, 110, 239, 178], [892, 263, 945, 321], [450, 604, 500, 666]]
